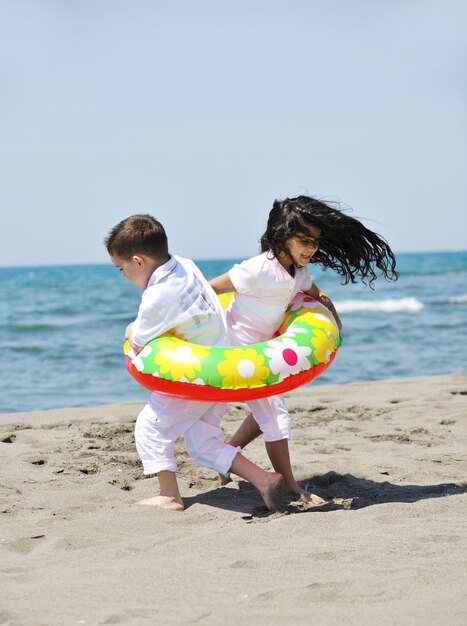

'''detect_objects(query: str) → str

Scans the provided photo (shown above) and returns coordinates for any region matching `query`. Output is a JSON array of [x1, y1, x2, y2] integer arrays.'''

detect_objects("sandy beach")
[[1, 373, 466, 625]]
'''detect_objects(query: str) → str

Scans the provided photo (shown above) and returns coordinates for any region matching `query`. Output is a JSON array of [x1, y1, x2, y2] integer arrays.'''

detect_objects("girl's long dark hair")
[[260, 196, 399, 286]]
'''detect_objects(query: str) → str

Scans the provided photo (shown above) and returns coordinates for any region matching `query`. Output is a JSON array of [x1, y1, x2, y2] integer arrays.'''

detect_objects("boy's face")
[[110, 253, 154, 290]]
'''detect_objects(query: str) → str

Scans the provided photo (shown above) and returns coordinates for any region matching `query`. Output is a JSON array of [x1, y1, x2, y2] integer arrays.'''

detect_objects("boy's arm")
[[304, 282, 342, 332], [209, 272, 236, 294], [125, 321, 145, 355]]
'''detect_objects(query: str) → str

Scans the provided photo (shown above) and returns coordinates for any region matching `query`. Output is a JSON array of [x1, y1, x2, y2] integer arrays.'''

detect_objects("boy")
[[105, 214, 285, 511]]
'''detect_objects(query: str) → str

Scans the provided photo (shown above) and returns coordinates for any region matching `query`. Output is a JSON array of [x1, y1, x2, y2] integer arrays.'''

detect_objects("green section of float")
[[124, 293, 341, 391]]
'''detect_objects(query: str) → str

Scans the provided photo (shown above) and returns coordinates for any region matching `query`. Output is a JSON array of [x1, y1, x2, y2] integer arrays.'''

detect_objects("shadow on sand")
[[182, 471, 466, 518]]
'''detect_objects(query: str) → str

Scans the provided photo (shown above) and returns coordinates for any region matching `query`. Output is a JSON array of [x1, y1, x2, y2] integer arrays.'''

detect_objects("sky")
[[1, 0, 466, 267]]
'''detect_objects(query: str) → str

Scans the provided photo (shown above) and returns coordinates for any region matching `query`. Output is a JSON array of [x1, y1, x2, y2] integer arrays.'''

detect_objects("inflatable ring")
[[124, 292, 341, 401]]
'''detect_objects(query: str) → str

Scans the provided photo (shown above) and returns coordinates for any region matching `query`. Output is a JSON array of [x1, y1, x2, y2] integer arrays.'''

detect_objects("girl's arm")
[[209, 272, 237, 294], [304, 283, 342, 332]]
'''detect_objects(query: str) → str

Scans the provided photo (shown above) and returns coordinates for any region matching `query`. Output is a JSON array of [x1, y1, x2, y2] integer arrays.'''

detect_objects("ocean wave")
[[430, 294, 467, 305], [335, 297, 424, 313], [447, 294, 467, 304], [398, 269, 467, 278]]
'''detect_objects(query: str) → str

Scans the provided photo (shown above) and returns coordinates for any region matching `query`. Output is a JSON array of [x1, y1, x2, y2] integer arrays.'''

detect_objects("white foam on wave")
[[335, 297, 424, 313], [447, 294, 467, 304]]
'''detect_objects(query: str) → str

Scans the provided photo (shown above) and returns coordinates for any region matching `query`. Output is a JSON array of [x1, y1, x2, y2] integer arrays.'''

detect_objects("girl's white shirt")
[[227, 251, 313, 344]]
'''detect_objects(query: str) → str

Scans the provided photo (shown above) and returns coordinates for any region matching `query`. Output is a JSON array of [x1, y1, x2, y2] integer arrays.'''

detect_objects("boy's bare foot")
[[219, 473, 232, 486], [259, 473, 287, 512], [137, 496, 185, 511], [298, 489, 327, 505]]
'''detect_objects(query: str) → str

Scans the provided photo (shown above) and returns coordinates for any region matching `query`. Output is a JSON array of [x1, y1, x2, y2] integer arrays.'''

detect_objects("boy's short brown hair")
[[105, 214, 168, 260]]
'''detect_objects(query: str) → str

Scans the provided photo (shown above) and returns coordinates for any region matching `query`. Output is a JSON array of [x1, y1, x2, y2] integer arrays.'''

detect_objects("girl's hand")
[[304, 283, 342, 333]]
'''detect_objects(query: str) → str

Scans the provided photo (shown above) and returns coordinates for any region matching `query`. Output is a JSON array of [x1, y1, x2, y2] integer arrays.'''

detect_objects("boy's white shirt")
[[227, 251, 313, 344], [132, 254, 227, 348]]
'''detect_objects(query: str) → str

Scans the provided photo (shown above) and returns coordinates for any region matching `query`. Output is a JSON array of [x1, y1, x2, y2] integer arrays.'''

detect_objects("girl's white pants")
[[247, 394, 292, 441], [134, 393, 239, 477]]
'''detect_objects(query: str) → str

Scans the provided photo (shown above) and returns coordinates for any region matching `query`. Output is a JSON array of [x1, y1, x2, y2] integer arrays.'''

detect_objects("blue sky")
[[1, 0, 466, 266]]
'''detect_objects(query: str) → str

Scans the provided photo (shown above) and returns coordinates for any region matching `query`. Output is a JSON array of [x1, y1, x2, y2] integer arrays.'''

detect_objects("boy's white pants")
[[134, 393, 239, 477], [247, 394, 292, 442]]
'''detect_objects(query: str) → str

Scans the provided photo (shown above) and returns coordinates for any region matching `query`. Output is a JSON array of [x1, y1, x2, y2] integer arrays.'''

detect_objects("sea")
[[1, 251, 466, 414]]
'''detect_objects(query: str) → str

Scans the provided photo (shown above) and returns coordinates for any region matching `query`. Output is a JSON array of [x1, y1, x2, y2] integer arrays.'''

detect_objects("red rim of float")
[[126, 350, 337, 402]]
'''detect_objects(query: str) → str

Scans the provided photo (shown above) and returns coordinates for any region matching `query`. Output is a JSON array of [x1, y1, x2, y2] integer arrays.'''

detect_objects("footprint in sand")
[[7, 535, 46, 555], [0, 611, 21, 624], [99, 608, 158, 624], [229, 559, 258, 569], [1, 434, 16, 443]]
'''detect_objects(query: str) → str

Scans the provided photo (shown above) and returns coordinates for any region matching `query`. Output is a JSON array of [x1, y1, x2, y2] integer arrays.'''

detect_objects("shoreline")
[[1, 373, 466, 625]]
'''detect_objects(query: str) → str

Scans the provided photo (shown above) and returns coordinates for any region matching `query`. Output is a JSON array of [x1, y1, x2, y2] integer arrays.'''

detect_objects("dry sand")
[[1, 373, 466, 626]]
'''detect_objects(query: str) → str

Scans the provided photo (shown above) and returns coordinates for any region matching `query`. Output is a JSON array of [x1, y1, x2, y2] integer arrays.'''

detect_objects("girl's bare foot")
[[137, 496, 185, 511], [297, 488, 327, 505]]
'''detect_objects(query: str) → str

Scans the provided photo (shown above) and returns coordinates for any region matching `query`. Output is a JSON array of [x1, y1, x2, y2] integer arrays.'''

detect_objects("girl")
[[210, 195, 398, 504]]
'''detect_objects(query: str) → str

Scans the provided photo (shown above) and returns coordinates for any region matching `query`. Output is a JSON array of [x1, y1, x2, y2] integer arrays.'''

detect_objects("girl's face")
[[279, 224, 321, 271]]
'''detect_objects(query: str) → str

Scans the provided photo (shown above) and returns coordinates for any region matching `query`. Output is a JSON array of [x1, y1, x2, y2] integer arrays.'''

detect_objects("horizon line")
[[0, 249, 466, 271]]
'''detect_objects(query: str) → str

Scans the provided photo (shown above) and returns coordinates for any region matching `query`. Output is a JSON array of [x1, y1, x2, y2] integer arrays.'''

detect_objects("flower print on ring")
[[154, 337, 211, 381], [218, 347, 270, 388], [264, 337, 312, 381]]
